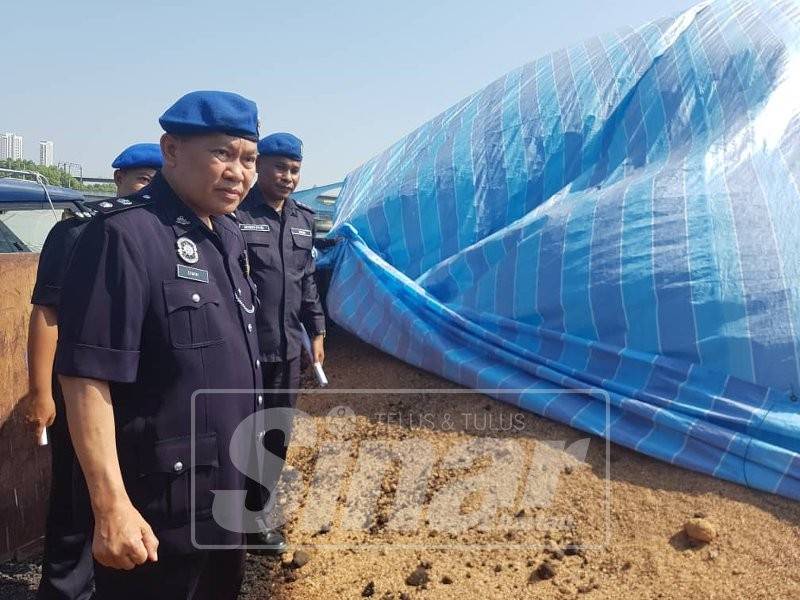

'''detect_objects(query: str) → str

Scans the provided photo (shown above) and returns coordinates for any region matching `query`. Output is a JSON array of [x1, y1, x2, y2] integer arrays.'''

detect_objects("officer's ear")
[[113, 169, 124, 188], [160, 133, 181, 168]]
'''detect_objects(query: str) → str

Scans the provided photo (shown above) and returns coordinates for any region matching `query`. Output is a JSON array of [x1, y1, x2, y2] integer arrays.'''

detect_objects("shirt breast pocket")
[[291, 230, 313, 271], [242, 230, 274, 269], [163, 280, 224, 349]]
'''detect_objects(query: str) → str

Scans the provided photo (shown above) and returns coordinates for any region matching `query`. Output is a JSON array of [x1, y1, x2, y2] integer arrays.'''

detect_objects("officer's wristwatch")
[[316, 330, 326, 339]]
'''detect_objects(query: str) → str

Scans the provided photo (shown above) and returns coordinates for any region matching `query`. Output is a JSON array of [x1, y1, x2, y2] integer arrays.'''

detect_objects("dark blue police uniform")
[[32, 216, 91, 308], [234, 134, 325, 530], [235, 190, 326, 366], [33, 141, 164, 600], [55, 175, 261, 596], [54, 91, 263, 600], [31, 215, 94, 600]]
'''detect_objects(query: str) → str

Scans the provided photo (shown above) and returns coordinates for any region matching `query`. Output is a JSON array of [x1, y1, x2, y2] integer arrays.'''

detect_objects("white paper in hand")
[[313, 362, 329, 387]]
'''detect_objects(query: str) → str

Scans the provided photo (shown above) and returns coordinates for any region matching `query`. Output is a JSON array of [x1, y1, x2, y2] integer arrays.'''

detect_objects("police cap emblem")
[[176, 237, 199, 264]]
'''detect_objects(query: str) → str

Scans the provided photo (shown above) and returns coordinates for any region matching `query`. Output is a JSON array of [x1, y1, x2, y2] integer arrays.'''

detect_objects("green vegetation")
[[0, 159, 117, 193]]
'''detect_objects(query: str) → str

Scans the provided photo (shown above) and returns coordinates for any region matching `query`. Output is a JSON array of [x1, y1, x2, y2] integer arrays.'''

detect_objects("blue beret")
[[258, 132, 303, 161], [111, 143, 163, 170], [159, 91, 259, 142]]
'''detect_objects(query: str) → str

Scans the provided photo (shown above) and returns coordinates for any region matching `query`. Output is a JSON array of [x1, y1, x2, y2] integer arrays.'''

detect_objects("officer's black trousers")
[[93, 549, 246, 600], [37, 385, 94, 600], [245, 357, 300, 512], [261, 356, 300, 465]]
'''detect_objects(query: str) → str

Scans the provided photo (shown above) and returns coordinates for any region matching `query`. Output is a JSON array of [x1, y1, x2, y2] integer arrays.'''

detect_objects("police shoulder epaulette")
[[294, 200, 316, 214], [71, 200, 95, 220], [86, 194, 154, 216]]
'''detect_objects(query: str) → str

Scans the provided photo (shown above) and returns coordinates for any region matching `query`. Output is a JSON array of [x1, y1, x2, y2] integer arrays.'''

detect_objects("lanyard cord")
[[234, 290, 255, 314]]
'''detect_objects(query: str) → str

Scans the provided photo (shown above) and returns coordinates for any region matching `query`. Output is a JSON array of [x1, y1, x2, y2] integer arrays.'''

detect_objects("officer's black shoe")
[[247, 529, 289, 555]]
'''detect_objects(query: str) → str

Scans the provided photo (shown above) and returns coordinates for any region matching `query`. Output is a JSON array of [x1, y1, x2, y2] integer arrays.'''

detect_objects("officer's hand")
[[312, 335, 325, 366], [22, 390, 56, 442], [92, 500, 159, 570]]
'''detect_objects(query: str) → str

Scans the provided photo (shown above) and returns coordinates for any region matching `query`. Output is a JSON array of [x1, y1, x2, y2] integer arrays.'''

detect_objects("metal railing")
[[0, 168, 59, 221]]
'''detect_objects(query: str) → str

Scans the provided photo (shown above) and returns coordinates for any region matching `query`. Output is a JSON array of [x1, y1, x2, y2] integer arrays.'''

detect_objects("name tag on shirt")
[[176, 264, 209, 283], [240, 223, 270, 232], [291, 227, 312, 237]]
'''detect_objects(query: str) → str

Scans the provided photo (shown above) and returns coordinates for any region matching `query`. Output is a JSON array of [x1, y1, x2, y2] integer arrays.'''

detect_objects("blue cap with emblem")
[[111, 143, 163, 170], [159, 91, 259, 142], [258, 132, 303, 161]]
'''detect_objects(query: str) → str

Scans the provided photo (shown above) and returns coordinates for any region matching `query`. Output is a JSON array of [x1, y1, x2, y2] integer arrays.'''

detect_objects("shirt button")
[[247, 323, 254, 332], [173, 461, 184, 472], [257, 430, 265, 442], [191, 293, 201, 303], [255, 359, 261, 369], [257, 395, 264, 406]]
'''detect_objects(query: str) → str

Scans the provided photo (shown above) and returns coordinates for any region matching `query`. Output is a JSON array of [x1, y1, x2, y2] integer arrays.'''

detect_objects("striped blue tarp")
[[324, 0, 800, 499]]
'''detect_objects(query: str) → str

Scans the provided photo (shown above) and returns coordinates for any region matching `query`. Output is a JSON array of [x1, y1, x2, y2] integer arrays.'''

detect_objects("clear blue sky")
[[3, 0, 698, 186]]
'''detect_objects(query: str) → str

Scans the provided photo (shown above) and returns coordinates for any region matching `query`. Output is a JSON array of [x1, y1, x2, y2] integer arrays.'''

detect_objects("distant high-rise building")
[[1, 133, 12, 160], [1, 133, 23, 160], [0, 133, 9, 160], [39, 140, 54, 166]]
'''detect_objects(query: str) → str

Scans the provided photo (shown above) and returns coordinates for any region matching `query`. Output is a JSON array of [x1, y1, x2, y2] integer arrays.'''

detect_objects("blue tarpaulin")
[[324, 0, 800, 499]]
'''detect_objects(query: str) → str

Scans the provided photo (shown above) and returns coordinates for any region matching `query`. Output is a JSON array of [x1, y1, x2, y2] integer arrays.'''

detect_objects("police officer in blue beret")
[[234, 132, 326, 552], [23, 141, 163, 600], [111, 143, 163, 197], [54, 91, 262, 599]]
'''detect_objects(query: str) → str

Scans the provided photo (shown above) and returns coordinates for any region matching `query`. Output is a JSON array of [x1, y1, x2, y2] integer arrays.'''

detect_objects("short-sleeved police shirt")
[[235, 188, 325, 362], [55, 174, 263, 553], [31, 214, 92, 413], [31, 216, 90, 309]]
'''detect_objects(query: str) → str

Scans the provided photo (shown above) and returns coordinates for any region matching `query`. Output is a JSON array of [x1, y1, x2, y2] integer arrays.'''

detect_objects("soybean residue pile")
[[240, 329, 800, 600]]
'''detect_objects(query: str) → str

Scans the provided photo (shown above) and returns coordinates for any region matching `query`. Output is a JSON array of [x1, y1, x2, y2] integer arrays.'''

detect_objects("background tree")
[[0, 159, 116, 193]]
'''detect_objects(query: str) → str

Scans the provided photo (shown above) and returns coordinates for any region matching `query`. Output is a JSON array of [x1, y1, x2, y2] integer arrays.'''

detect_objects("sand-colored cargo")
[[241, 329, 800, 600]]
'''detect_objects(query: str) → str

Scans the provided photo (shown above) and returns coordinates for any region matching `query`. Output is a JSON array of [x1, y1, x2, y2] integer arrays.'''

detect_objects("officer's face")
[[256, 155, 302, 202], [114, 168, 157, 197], [162, 134, 257, 217]]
